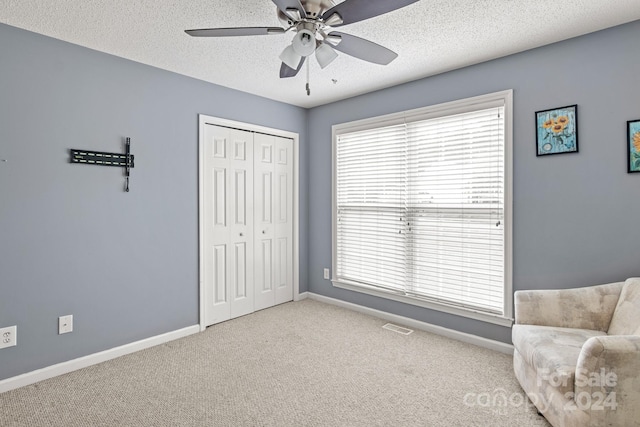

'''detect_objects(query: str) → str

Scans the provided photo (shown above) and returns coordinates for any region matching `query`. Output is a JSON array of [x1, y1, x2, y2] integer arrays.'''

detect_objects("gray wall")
[[307, 20, 640, 343], [0, 23, 308, 380], [2, 18, 639, 381]]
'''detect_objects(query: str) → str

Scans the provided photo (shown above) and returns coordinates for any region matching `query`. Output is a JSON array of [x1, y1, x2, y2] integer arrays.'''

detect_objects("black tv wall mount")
[[70, 137, 134, 192]]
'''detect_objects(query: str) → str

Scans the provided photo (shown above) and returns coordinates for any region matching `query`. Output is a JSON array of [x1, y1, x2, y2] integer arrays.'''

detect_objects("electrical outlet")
[[0, 326, 17, 349], [323, 268, 330, 280], [59, 315, 73, 334]]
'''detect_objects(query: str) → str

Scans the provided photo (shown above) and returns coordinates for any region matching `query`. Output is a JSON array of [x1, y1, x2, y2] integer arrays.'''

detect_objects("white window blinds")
[[334, 93, 510, 318], [336, 122, 408, 293]]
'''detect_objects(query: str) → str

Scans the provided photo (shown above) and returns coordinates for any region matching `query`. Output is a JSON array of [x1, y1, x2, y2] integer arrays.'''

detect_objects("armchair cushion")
[[608, 278, 640, 335], [512, 325, 606, 396]]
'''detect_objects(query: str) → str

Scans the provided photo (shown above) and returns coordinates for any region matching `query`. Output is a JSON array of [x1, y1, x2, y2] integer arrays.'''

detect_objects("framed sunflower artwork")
[[535, 105, 578, 156], [628, 119, 640, 173]]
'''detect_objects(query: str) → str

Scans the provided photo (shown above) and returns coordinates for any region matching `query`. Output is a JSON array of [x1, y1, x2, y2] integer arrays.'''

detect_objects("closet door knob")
[[262, 230, 266, 234], [239, 232, 244, 237]]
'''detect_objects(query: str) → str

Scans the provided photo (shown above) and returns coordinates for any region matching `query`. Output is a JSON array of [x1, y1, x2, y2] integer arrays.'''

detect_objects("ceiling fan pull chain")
[[306, 58, 311, 96]]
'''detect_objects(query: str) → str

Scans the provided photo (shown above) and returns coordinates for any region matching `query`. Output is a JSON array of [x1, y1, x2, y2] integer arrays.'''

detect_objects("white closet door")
[[254, 134, 293, 310], [274, 136, 294, 305], [203, 124, 254, 325], [253, 133, 276, 311]]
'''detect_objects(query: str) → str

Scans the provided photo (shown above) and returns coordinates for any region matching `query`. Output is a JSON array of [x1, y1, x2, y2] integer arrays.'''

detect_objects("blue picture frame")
[[535, 105, 579, 156], [628, 119, 640, 173]]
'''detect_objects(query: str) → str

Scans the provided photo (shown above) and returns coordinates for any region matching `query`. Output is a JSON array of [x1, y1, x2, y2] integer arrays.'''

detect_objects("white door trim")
[[198, 115, 300, 331]]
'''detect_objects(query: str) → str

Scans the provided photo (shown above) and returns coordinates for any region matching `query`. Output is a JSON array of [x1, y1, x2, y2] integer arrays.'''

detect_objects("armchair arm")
[[514, 282, 623, 330], [574, 335, 640, 426]]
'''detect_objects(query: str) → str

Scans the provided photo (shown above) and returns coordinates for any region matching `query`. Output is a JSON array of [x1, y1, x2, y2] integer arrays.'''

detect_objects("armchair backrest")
[[608, 277, 640, 335]]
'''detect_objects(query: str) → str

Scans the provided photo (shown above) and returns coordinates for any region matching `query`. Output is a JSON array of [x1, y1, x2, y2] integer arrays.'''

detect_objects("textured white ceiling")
[[1, 0, 639, 108]]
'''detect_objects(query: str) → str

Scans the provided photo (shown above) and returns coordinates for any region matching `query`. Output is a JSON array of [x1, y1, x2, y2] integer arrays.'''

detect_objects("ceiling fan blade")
[[327, 32, 397, 65], [321, 0, 419, 27], [185, 27, 285, 37], [280, 57, 305, 78], [271, 0, 307, 20]]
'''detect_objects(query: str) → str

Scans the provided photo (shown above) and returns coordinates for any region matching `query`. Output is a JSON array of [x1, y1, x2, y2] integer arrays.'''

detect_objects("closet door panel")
[[204, 125, 254, 325], [274, 137, 294, 305], [228, 129, 254, 319], [254, 133, 276, 311]]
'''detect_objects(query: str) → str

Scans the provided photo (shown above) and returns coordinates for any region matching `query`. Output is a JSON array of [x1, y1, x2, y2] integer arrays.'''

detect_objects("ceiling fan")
[[185, 0, 420, 94]]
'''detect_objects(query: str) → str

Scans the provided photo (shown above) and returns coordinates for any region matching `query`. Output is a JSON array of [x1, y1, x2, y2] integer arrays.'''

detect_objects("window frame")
[[331, 90, 513, 326]]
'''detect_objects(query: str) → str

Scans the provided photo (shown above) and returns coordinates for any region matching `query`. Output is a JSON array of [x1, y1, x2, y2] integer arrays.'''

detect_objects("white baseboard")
[[305, 292, 514, 354], [0, 324, 200, 394], [295, 291, 309, 301]]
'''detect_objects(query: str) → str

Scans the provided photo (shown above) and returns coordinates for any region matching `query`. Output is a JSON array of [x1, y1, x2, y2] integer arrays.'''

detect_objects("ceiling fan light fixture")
[[279, 44, 302, 69], [292, 29, 317, 57], [316, 43, 338, 69]]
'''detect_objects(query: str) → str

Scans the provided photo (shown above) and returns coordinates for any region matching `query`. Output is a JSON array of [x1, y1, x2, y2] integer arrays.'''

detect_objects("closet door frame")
[[198, 114, 300, 331]]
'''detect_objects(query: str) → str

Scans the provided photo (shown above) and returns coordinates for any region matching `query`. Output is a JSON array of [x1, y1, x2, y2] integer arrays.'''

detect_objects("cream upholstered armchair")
[[512, 277, 640, 427]]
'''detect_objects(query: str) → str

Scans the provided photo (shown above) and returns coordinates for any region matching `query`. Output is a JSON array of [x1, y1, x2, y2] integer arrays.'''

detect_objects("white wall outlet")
[[59, 315, 73, 334], [0, 325, 17, 349], [323, 268, 330, 280]]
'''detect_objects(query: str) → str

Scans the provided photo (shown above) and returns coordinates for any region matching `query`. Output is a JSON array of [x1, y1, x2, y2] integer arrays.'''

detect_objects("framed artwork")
[[535, 105, 578, 156], [628, 119, 640, 173]]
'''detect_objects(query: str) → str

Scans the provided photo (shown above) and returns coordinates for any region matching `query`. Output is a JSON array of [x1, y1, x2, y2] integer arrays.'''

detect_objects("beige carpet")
[[0, 299, 550, 426]]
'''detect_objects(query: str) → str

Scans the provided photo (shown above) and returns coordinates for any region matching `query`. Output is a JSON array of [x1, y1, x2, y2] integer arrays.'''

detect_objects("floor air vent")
[[382, 323, 414, 335]]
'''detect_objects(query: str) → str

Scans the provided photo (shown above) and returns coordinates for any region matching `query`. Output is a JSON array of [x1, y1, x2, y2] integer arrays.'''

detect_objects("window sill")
[[332, 280, 514, 328]]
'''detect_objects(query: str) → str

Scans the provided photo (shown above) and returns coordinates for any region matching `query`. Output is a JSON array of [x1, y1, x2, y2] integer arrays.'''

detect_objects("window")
[[332, 91, 512, 325]]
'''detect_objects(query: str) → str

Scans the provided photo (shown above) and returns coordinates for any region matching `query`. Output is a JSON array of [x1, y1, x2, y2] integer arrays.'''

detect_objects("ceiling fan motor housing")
[[277, 0, 338, 26]]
